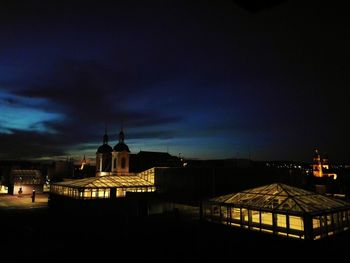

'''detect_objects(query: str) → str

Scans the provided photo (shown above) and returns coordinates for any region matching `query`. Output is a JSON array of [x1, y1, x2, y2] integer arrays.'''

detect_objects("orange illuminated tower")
[[312, 149, 323, 177], [80, 155, 87, 170], [312, 149, 336, 179]]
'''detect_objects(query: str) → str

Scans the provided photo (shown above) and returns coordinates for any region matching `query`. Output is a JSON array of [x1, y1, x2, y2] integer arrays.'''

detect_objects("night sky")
[[1, 0, 349, 163]]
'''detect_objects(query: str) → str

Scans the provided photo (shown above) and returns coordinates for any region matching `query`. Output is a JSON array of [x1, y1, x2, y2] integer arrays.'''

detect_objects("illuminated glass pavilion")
[[203, 183, 350, 240], [50, 175, 155, 199]]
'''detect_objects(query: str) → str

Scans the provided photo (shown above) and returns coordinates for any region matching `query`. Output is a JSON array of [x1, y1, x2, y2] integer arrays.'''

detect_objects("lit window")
[[289, 216, 304, 231], [231, 208, 240, 221], [261, 212, 273, 225], [312, 217, 321, 229], [251, 210, 260, 223], [277, 214, 287, 228]]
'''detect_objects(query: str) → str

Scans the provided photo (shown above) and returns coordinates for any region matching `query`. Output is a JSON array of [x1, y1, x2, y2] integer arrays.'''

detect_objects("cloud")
[[0, 59, 185, 159], [1, 1, 350, 162], [0, 130, 68, 159], [0, 91, 63, 134]]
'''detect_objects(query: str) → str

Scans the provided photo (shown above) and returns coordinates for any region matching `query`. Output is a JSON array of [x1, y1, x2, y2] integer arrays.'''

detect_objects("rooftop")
[[210, 183, 350, 214], [53, 175, 154, 189]]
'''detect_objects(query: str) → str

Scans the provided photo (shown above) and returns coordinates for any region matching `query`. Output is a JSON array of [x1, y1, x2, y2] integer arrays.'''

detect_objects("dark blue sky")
[[0, 0, 349, 162]]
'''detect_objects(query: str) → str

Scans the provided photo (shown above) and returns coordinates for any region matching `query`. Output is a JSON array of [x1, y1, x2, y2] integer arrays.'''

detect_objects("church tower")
[[312, 149, 323, 177], [112, 128, 130, 175], [96, 130, 112, 176], [312, 149, 337, 179], [80, 155, 87, 171]]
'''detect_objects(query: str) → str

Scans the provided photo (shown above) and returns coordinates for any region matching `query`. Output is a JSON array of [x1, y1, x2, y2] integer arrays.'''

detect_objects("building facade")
[[96, 129, 130, 176]]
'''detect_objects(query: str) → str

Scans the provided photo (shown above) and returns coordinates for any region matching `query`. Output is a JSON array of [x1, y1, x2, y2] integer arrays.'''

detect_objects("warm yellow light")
[[277, 214, 287, 228], [251, 210, 260, 223], [261, 212, 273, 225], [289, 216, 304, 231]]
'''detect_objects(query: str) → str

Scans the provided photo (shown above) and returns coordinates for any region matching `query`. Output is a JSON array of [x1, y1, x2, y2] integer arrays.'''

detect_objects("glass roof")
[[210, 183, 350, 214], [53, 175, 154, 188]]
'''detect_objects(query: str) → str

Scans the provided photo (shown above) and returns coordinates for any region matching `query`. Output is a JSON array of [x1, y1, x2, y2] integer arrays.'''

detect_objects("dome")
[[97, 131, 112, 154], [97, 144, 113, 154], [113, 142, 130, 152]]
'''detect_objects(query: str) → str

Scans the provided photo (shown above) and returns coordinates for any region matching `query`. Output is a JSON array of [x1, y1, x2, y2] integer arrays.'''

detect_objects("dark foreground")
[[1, 206, 350, 262]]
